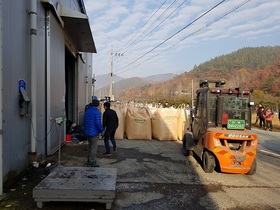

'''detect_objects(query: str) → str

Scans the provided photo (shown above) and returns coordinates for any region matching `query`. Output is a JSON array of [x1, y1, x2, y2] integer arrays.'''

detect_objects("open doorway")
[[65, 48, 76, 123]]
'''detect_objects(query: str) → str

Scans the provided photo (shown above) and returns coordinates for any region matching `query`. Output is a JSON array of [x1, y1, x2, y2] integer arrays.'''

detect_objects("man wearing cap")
[[83, 99, 104, 167]]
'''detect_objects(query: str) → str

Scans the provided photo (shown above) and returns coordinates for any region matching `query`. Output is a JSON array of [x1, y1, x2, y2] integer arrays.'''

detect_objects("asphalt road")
[[1, 131, 280, 210], [253, 128, 280, 158]]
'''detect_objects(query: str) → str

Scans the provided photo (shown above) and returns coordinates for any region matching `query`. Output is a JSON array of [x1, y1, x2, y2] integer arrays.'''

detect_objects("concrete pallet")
[[33, 166, 117, 209]]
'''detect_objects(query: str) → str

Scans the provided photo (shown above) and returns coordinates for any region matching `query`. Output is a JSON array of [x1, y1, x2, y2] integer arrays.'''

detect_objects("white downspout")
[[0, 0, 3, 197], [85, 75, 89, 105], [30, 0, 37, 154]]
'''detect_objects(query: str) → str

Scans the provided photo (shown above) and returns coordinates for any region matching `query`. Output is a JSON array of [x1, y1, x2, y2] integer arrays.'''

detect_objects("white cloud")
[[84, 0, 280, 78]]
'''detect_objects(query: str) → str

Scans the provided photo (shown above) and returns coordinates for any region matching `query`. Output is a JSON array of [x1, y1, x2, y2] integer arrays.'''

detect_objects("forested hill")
[[118, 46, 280, 108], [183, 46, 280, 98], [191, 46, 280, 74]]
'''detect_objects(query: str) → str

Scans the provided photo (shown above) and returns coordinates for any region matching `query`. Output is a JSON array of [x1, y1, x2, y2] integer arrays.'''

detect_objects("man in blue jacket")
[[84, 99, 104, 167]]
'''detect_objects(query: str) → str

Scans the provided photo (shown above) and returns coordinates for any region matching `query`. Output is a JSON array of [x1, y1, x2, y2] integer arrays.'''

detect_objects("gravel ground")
[[0, 139, 195, 210], [1, 134, 279, 210]]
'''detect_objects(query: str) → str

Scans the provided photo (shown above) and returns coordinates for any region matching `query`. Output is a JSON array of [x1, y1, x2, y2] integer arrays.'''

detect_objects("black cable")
[[121, 0, 178, 55], [118, 0, 169, 54], [117, 0, 250, 75], [116, 0, 226, 73], [99, 0, 189, 88], [120, 0, 191, 59], [28, 114, 55, 143]]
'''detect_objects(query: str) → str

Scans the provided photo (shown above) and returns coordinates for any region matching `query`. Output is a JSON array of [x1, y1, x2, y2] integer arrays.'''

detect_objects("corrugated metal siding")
[[1, 0, 94, 187], [34, 2, 48, 157], [77, 53, 93, 125], [47, 11, 66, 155], [2, 0, 31, 182]]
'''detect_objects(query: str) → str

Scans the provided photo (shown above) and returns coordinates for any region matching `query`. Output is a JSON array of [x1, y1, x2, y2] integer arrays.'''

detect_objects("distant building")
[[0, 0, 96, 195]]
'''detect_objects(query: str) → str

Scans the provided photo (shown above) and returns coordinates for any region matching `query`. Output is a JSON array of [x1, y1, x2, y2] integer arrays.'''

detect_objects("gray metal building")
[[0, 0, 96, 196]]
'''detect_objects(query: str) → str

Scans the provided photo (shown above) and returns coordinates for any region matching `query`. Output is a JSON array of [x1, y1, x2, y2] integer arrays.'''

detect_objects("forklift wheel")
[[182, 136, 193, 156], [202, 151, 215, 173], [246, 158, 257, 175]]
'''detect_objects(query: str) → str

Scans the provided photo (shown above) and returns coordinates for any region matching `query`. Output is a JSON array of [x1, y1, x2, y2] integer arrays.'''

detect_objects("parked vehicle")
[[182, 80, 257, 175]]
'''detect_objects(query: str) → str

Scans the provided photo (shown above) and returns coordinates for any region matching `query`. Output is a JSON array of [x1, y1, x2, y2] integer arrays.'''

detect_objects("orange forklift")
[[183, 80, 258, 175]]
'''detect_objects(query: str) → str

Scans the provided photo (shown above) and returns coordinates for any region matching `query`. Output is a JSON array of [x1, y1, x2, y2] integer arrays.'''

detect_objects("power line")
[[97, 0, 251, 87], [116, 0, 250, 76], [115, 0, 192, 74], [122, 0, 192, 58], [121, 0, 178, 55], [145, 0, 252, 64], [116, 0, 226, 73], [117, 0, 169, 54]]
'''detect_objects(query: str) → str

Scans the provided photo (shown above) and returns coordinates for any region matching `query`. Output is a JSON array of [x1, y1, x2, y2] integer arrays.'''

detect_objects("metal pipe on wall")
[[30, 0, 37, 153], [85, 75, 89, 105], [45, 10, 51, 155], [0, 0, 3, 197]]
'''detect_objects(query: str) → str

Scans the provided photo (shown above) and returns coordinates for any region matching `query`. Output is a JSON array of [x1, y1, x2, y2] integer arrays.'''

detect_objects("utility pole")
[[109, 45, 124, 101], [109, 45, 113, 101], [191, 79, 194, 107]]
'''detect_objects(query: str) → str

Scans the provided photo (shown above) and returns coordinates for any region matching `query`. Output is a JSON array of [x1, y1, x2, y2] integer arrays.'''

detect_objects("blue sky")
[[84, 0, 280, 78]]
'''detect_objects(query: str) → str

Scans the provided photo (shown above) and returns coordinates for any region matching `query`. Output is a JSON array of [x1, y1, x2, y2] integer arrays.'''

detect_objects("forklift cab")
[[192, 80, 254, 140]]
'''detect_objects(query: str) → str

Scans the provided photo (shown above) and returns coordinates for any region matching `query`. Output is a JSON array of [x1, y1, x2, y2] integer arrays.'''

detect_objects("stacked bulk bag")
[[152, 108, 178, 140], [148, 107, 157, 116], [113, 104, 126, 140], [125, 107, 152, 140]]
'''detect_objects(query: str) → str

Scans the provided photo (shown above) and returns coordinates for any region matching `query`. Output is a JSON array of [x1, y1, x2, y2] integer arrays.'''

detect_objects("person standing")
[[83, 99, 104, 167], [255, 103, 263, 125], [164, 101, 169, 108], [102, 102, 119, 156], [263, 108, 275, 131], [259, 107, 265, 129]]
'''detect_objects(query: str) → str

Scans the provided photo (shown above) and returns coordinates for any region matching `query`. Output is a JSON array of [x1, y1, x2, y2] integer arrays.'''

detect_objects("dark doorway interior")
[[65, 48, 76, 123]]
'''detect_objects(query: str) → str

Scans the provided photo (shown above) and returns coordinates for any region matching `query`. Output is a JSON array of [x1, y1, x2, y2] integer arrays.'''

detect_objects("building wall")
[[47, 11, 66, 155], [0, 0, 94, 188], [2, 0, 31, 183], [77, 53, 93, 124], [34, 1, 48, 157], [58, 0, 82, 12]]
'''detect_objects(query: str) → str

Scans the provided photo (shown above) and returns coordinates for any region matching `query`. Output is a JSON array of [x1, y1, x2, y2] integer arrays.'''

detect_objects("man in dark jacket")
[[102, 102, 119, 156], [83, 99, 104, 167]]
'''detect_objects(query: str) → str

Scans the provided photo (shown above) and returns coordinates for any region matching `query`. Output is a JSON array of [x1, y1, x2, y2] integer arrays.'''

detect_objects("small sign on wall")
[[18, 79, 26, 94]]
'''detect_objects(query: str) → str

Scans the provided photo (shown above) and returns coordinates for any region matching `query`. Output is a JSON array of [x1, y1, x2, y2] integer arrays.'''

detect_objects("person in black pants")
[[102, 102, 119, 156], [259, 107, 266, 129], [84, 99, 104, 167]]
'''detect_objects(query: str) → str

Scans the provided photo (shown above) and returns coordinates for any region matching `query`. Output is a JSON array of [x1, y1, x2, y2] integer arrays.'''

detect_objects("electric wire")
[[96, 0, 220, 92], [114, 0, 192, 75], [120, 0, 191, 60], [117, 0, 169, 54], [121, 0, 179, 55], [147, 0, 251, 65], [28, 114, 56, 143], [116, 0, 226, 73], [98, 0, 191, 89], [117, 0, 250, 76]]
